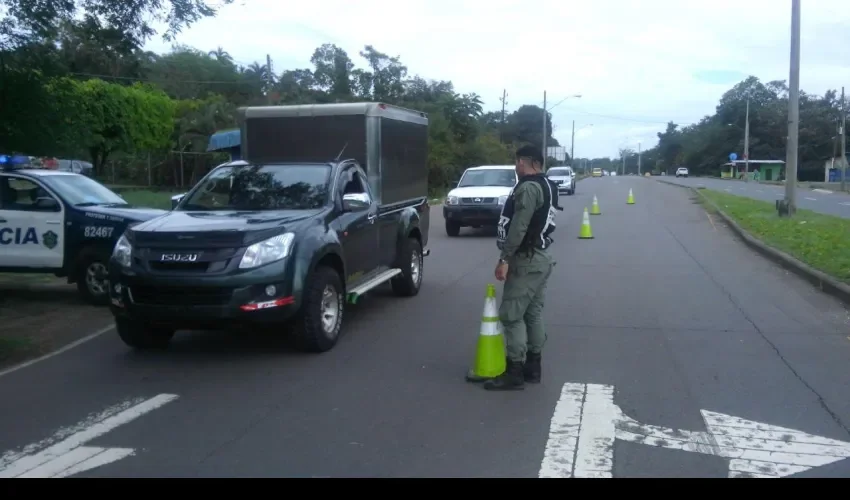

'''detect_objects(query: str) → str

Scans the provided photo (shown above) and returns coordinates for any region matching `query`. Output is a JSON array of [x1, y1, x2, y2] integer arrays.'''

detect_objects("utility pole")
[[638, 143, 642, 175], [841, 86, 847, 192], [622, 153, 626, 176], [744, 98, 750, 182], [266, 54, 273, 105], [570, 120, 575, 167], [780, 0, 800, 216], [497, 90, 508, 143], [542, 91, 548, 169]]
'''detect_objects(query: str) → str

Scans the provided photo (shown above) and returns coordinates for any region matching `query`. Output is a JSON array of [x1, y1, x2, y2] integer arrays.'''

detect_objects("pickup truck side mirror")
[[342, 192, 371, 212], [34, 197, 60, 212], [171, 193, 186, 210]]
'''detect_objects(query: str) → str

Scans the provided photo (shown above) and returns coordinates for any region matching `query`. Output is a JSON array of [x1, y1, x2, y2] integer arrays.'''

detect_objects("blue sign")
[[729, 153, 738, 162]]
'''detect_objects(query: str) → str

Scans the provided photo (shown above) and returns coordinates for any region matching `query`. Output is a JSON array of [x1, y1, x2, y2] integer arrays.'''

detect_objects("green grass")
[[699, 189, 850, 283], [120, 189, 183, 210]]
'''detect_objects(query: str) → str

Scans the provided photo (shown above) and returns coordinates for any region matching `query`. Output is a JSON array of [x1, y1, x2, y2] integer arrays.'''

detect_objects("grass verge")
[[120, 189, 183, 210], [699, 189, 850, 284]]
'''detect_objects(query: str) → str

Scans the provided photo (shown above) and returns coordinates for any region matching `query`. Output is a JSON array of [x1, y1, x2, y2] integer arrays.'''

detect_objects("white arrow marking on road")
[[539, 383, 850, 478], [839, 202, 850, 206], [0, 393, 178, 478]]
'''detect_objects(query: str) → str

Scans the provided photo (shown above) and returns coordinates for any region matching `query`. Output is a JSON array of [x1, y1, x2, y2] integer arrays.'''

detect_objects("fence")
[[100, 150, 231, 189]]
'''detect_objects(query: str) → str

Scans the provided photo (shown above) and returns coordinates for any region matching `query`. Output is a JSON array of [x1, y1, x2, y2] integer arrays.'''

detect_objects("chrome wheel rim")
[[320, 285, 340, 335], [86, 262, 108, 296], [411, 249, 422, 287]]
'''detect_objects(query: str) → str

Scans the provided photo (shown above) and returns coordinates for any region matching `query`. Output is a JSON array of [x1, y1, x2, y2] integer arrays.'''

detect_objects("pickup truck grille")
[[460, 197, 496, 204], [129, 285, 234, 306]]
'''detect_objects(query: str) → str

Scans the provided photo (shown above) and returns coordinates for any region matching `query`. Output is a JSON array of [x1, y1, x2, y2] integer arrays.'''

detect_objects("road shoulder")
[[656, 180, 850, 306]]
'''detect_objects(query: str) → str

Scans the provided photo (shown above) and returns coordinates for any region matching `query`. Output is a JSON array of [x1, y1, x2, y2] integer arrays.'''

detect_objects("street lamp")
[[542, 92, 582, 169]]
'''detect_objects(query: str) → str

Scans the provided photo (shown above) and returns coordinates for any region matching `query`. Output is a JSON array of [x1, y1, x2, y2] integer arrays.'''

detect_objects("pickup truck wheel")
[[391, 237, 423, 297], [76, 248, 110, 306], [445, 220, 460, 237], [291, 266, 344, 353], [115, 318, 174, 349]]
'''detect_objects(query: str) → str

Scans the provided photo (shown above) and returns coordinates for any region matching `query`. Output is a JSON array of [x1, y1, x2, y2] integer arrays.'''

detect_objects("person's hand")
[[495, 261, 509, 281]]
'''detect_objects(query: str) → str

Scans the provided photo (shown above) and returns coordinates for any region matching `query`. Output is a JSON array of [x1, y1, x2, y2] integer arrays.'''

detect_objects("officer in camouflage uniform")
[[485, 144, 560, 391]]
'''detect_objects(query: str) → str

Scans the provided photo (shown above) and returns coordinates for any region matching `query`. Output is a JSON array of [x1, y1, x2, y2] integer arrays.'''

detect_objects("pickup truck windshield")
[[546, 168, 571, 176], [40, 175, 128, 206], [458, 169, 516, 187], [179, 164, 331, 211]]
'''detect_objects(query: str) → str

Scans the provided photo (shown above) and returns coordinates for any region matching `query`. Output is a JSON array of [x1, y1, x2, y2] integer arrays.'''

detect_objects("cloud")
[[144, 0, 850, 158]]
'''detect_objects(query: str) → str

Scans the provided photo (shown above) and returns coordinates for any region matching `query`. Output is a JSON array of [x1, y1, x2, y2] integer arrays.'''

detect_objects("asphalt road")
[[2, 177, 850, 478], [663, 176, 850, 218]]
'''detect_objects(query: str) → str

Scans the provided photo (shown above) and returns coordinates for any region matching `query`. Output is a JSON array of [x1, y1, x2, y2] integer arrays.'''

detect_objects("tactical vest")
[[496, 174, 562, 254]]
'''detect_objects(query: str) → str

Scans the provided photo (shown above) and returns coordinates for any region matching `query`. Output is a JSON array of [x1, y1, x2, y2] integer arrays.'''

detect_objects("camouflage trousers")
[[500, 249, 555, 363]]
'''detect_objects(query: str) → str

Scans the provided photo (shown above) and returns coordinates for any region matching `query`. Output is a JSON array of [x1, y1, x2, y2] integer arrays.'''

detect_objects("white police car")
[[0, 155, 168, 305]]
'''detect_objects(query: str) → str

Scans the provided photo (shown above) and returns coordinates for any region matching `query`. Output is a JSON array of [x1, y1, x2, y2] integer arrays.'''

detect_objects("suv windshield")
[[458, 169, 516, 187], [547, 168, 572, 177], [40, 175, 128, 206], [179, 163, 331, 211]]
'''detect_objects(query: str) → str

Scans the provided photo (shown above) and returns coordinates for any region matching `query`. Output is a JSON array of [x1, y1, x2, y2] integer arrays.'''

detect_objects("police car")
[[0, 155, 168, 305]]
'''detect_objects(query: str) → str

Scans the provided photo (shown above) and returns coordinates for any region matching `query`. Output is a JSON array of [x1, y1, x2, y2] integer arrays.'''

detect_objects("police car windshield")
[[546, 168, 571, 176], [179, 164, 331, 211], [458, 169, 516, 187], [40, 175, 127, 206]]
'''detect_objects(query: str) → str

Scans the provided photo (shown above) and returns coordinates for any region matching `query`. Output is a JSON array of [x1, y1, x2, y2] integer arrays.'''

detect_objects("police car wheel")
[[290, 265, 344, 353], [115, 318, 174, 349], [76, 250, 110, 306], [391, 237, 423, 297]]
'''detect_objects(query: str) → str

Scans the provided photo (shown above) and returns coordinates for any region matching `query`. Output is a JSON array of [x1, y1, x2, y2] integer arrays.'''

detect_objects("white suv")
[[546, 166, 575, 195], [676, 167, 689, 178], [443, 165, 518, 237]]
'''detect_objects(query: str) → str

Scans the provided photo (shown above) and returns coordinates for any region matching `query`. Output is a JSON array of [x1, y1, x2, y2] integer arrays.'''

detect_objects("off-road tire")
[[290, 266, 344, 353], [391, 237, 423, 297], [116, 318, 174, 349], [445, 220, 461, 237], [76, 247, 111, 306]]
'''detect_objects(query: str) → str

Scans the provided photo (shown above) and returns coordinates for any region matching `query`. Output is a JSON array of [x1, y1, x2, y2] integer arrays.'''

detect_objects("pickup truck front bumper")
[[443, 204, 503, 226], [108, 265, 301, 331]]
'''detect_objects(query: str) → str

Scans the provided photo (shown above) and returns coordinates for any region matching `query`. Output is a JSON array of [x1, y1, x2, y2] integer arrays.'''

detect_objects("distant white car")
[[676, 167, 689, 178], [546, 166, 575, 195]]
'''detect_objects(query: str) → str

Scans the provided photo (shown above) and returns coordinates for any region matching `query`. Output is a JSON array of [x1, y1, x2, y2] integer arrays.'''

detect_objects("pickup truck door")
[[335, 168, 379, 281], [0, 174, 66, 269]]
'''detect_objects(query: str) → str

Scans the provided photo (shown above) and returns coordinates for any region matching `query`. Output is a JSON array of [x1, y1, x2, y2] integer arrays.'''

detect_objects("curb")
[[655, 178, 850, 306]]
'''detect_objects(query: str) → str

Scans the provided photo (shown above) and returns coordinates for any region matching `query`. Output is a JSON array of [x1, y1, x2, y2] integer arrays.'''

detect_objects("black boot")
[[524, 352, 542, 383], [484, 358, 525, 391]]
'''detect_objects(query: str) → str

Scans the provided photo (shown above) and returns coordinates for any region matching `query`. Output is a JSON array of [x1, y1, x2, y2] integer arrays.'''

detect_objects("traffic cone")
[[578, 207, 594, 239], [590, 195, 601, 215], [627, 188, 635, 205], [465, 284, 506, 383]]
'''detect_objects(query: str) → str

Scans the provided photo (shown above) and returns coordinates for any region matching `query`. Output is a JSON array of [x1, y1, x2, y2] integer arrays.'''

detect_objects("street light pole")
[[841, 86, 847, 192], [780, 0, 800, 216], [638, 143, 642, 175], [744, 98, 750, 182]]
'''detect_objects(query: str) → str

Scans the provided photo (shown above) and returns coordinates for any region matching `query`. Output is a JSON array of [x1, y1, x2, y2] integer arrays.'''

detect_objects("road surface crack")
[[661, 219, 850, 439]]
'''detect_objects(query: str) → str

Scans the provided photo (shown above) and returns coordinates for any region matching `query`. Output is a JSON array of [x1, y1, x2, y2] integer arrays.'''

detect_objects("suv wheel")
[[445, 220, 460, 237], [76, 248, 110, 306], [391, 237, 423, 297], [116, 318, 174, 349], [291, 266, 344, 353]]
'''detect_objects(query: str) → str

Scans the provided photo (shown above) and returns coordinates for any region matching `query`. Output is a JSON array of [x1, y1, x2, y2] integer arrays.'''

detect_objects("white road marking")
[[0, 393, 178, 478], [839, 202, 850, 206], [805, 197, 817, 201], [540, 382, 850, 478], [813, 189, 833, 194], [0, 324, 114, 379]]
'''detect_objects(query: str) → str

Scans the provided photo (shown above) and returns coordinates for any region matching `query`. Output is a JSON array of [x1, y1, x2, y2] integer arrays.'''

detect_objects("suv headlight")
[[239, 233, 295, 269], [498, 195, 509, 205], [112, 234, 133, 268], [446, 195, 459, 205]]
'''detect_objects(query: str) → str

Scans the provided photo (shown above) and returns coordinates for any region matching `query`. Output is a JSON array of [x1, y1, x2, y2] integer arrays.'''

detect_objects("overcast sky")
[[145, 0, 850, 159]]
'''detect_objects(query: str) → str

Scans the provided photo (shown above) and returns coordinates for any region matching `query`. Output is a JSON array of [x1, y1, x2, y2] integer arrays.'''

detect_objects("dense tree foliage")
[[0, 3, 559, 192]]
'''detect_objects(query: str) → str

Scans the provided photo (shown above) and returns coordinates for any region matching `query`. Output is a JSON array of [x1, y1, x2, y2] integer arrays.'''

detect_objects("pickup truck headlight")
[[446, 195, 459, 205], [498, 195, 509, 205], [112, 234, 133, 268], [239, 233, 295, 270]]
